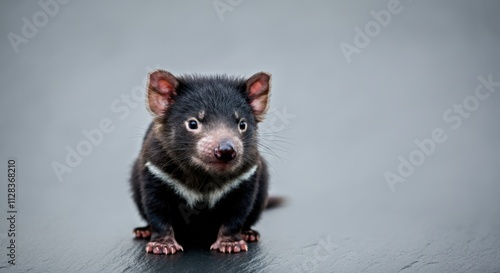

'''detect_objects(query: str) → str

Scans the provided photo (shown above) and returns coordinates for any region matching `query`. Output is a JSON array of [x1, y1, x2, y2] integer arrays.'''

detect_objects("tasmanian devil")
[[130, 69, 276, 254]]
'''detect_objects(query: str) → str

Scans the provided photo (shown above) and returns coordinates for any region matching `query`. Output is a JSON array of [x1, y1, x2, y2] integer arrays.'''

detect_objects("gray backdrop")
[[1, 0, 499, 272]]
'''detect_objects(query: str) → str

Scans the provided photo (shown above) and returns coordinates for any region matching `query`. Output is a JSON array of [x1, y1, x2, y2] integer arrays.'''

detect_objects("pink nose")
[[214, 141, 236, 162]]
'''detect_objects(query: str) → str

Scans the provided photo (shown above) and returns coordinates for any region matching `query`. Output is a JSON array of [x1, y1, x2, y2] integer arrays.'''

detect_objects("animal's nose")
[[214, 141, 236, 162]]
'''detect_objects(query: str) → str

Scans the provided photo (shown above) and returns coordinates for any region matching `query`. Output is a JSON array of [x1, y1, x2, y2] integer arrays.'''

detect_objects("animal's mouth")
[[192, 156, 238, 173], [209, 161, 235, 170]]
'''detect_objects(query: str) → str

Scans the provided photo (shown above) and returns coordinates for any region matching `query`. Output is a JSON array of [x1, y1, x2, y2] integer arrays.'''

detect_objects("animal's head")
[[146, 70, 271, 176]]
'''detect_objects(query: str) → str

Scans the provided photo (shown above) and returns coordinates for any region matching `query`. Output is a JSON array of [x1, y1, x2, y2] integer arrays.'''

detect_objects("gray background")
[[1, 0, 500, 272]]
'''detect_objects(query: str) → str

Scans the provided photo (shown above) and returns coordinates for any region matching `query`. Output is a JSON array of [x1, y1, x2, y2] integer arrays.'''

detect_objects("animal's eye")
[[239, 120, 247, 132], [187, 119, 199, 130]]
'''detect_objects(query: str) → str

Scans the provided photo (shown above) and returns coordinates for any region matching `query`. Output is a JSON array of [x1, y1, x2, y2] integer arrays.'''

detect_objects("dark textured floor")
[[1, 1, 500, 272]]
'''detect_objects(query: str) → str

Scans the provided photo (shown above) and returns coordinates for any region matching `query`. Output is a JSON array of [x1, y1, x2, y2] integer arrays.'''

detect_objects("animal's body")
[[130, 70, 273, 254]]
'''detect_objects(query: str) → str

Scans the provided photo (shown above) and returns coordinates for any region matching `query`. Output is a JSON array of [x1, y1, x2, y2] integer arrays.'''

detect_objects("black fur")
[[130, 73, 270, 251]]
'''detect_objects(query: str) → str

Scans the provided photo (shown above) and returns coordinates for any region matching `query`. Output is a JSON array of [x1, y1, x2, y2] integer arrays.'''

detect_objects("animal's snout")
[[214, 140, 237, 162]]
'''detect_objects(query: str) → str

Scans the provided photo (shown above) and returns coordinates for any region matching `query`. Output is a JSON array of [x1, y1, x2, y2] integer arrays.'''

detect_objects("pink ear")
[[147, 70, 178, 115], [246, 72, 271, 122]]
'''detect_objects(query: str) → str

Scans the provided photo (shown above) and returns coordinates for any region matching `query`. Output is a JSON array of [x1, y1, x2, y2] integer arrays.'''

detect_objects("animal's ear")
[[147, 70, 179, 116], [245, 72, 271, 122]]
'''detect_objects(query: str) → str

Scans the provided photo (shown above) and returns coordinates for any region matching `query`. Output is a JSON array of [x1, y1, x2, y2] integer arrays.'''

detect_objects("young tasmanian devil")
[[130, 69, 275, 254]]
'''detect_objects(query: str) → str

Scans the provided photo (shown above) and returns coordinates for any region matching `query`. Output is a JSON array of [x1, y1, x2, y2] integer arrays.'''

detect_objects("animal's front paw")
[[210, 236, 248, 253], [146, 236, 184, 255], [241, 229, 260, 242]]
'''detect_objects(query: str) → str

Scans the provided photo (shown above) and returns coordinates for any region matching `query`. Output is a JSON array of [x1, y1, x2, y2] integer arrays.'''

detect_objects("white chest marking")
[[145, 162, 257, 208]]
